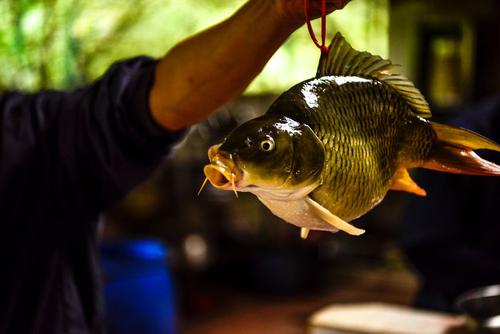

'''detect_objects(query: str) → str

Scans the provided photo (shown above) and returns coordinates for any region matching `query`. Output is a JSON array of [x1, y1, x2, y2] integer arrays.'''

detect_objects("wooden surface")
[[309, 302, 468, 334], [181, 268, 419, 334]]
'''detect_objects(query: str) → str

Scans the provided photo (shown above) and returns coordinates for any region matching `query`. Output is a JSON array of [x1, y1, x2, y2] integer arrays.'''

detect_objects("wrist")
[[232, 0, 299, 47], [245, 0, 300, 35], [273, 0, 306, 31]]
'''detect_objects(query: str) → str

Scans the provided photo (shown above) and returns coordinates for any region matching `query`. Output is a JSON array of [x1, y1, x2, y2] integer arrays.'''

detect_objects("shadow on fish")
[[200, 33, 500, 239]]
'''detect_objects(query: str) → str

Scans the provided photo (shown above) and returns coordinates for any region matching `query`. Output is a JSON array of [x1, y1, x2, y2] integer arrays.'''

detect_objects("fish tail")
[[421, 122, 500, 176]]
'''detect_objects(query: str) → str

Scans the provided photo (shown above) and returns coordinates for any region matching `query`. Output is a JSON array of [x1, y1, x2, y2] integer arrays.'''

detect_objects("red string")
[[304, 0, 329, 54]]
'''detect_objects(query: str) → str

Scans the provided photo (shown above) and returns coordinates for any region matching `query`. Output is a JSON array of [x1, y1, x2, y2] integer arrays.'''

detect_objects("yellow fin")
[[305, 197, 365, 236], [389, 168, 427, 196], [300, 227, 310, 239], [316, 33, 431, 118], [431, 122, 500, 152]]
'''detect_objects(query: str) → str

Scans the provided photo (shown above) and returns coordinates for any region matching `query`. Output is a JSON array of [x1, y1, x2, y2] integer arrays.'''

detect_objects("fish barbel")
[[202, 33, 500, 237]]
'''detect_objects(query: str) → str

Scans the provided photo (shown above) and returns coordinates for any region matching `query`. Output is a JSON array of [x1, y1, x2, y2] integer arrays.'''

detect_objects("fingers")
[[332, 0, 351, 10], [308, 0, 351, 16], [326, 0, 351, 11]]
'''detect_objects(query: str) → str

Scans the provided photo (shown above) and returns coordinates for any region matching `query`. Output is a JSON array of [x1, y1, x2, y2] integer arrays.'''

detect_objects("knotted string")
[[303, 0, 329, 54]]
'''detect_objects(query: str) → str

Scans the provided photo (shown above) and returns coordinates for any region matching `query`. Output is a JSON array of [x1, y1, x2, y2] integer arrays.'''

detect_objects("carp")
[[201, 33, 500, 238]]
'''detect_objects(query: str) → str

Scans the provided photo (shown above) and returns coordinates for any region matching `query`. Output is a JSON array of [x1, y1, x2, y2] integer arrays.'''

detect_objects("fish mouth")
[[204, 165, 236, 189], [203, 144, 243, 191]]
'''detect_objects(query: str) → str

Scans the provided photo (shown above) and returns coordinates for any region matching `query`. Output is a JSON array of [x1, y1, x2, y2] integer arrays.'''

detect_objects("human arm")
[[149, 0, 350, 130], [0, 0, 351, 221]]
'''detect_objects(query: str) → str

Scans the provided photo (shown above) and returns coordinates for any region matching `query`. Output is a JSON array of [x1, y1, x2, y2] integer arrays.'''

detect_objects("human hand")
[[277, 0, 351, 26]]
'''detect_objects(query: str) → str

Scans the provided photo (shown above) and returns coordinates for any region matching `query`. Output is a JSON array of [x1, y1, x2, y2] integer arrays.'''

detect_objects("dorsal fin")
[[317, 33, 431, 118]]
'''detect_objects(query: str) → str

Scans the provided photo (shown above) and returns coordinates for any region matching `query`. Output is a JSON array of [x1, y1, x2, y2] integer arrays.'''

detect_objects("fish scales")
[[270, 78, 429, 221], [202, 32, 500, 236]]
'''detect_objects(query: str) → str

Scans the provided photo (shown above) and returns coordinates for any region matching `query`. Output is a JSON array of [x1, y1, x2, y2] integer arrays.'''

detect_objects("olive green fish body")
[[203, 33, 500, 236], [268, 76, 434, 221]]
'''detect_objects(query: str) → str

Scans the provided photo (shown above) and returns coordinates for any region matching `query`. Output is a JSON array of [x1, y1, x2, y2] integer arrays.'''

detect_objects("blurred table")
[[181, 267, 420, 334], [308, 302, 470, 334]]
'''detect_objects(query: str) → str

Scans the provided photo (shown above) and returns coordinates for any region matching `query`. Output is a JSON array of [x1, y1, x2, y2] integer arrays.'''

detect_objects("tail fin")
[[422, 122, 500, 176]]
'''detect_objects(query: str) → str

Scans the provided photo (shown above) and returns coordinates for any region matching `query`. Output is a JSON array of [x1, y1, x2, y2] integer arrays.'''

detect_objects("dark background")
[[102, 1, 500, 333]]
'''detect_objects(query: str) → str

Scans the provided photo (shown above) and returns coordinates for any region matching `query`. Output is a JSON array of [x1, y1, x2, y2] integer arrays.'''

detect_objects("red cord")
[[304, 0, 329, 54]]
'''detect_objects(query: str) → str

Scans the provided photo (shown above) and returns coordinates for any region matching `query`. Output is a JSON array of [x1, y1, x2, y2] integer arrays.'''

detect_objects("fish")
[[201, 33, 500, 238]]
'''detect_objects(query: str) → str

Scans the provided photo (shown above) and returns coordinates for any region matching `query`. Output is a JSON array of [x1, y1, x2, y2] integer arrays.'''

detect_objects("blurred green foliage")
[[0, 0, 388, 94]]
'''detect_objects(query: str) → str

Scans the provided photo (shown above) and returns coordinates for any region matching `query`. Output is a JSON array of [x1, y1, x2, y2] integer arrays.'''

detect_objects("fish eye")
[[259, 137, 275, 152]]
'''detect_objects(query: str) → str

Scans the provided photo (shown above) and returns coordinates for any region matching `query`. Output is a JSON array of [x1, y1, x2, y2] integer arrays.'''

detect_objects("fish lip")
[[203, 164, 235, 190], [204, 145, 244, 190]]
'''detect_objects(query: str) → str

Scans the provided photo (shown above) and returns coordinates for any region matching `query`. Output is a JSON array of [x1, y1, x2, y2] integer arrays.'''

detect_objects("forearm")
[[149, 0, 298, 130]]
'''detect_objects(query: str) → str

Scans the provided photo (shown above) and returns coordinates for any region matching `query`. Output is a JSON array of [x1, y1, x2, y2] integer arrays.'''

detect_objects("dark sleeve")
[[0, 57, 185, 222]]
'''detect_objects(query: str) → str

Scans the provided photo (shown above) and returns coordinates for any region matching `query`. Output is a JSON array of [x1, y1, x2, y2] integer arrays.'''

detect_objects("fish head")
[[203, 114, 325, 194]]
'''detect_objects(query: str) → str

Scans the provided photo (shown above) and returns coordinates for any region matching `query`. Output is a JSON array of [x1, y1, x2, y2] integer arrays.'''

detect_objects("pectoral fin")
[[300, 228, 310, 239], [389, 168, 427, 196], [305, 197, 365, 236]]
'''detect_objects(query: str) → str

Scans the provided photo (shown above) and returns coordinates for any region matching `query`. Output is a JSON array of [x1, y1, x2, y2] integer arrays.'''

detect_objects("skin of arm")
[[149, 0, 350, 131]]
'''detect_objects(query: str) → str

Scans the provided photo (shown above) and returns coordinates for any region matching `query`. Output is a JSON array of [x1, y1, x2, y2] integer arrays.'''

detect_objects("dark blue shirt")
[[0, 57, 183, 333]]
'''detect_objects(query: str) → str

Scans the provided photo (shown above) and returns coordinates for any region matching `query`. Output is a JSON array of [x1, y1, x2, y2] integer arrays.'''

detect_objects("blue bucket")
[[100, 239, 176, 334]]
